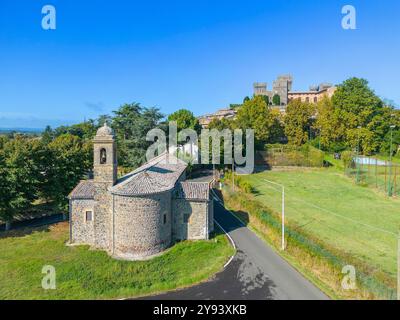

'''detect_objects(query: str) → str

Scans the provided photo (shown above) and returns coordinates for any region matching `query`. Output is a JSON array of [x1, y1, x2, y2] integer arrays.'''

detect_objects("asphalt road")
[[141, 198, 329, 300]]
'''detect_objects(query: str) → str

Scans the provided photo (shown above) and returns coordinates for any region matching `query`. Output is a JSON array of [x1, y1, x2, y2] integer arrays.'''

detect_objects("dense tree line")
[[0, 102, 164, 228], [208, 77, 400, 157], [315, 78, 400, 154], [1, 79, 398, 228], [0, 134, 91, 229]]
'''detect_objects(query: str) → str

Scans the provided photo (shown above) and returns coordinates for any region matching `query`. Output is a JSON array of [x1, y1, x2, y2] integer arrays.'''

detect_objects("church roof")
[[110, 153, 187, 196], [174, 182, 210, 201], [68, 180, 96, 200]]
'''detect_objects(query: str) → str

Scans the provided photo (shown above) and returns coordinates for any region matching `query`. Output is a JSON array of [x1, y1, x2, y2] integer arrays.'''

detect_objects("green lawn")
[[0, 222, 233, 300], [241, 168, 400, 278]]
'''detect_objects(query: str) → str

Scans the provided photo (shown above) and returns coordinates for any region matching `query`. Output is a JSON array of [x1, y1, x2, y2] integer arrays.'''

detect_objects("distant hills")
[[0, 127, 43, 134]]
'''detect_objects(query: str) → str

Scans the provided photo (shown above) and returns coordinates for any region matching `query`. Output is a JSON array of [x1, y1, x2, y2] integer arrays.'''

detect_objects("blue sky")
[[0, 0, 399, 128]]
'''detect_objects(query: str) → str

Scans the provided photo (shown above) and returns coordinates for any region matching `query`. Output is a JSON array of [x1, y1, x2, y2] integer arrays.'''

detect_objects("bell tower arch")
[[93, 123, 117, 186]]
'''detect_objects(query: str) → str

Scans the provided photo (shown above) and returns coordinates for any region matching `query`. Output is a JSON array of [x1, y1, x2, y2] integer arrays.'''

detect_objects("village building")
[[254, 75, 337, 111], [198, 75, 337, 128], [68, 123, 214, 260], [198, 108, 237, 128]]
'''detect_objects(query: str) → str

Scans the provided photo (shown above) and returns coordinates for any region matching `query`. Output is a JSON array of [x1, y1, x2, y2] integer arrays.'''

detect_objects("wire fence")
[[222, 173, 399, 299], [345, 157, 400, 197], [256, 145, 325, 168], [259, 179, 398, 300]]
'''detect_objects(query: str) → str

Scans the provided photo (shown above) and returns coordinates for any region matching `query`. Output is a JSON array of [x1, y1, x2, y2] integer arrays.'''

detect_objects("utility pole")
[[213, 163, 215, 179], [398, 232, 400, 300], [282, 186, 285, 251], [232, 162, 235, 192], [389, 125, 396, 197]]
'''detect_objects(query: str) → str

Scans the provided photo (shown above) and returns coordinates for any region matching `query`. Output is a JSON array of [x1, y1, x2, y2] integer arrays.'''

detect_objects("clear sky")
[[0, 0, 399, 128]]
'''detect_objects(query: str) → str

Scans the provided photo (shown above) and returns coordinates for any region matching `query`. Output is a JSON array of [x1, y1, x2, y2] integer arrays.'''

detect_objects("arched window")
[[314, 97, 318, 103], [306, 97, 310, 103], [100, 148, 107, 164]]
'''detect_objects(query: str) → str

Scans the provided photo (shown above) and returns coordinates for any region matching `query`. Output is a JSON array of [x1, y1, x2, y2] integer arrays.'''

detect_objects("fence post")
[[398, 232, 400, 300], [385, 161, 387, 193], [368, 157, 371, 186], [361, 159, 364, 184], [395, 165, 398, 197]]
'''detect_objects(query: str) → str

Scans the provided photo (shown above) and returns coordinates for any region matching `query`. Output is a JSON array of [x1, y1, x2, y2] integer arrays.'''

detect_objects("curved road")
[[142, 198, 329, 300]]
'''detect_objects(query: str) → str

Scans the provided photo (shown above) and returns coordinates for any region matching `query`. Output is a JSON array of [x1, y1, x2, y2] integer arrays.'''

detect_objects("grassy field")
[[240, 168, 400, 279], [0, 222, 234, 300]]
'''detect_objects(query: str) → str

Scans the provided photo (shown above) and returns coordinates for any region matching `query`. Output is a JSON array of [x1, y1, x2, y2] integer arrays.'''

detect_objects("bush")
[[341, 150, 355, 169], [327, 141, 347, 153], [263, 144, 324, 167], [223, 171, 255, 193]]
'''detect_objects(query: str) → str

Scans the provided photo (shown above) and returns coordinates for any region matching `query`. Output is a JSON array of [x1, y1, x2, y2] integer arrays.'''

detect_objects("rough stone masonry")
[[68, 123, 214, 260]]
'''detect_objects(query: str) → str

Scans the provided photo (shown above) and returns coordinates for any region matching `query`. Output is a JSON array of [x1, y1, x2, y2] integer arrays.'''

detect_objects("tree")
[[243, 96, 250, 104], [206, 118, 235, 166], [167, 109, 201, 133], [46, 134, 92, 210], [0, 147, 12, 229], [272, 94, 281, 106], [229, 103, 242, 110], [208, 117, 234, 131], [332, 77, 383, 128], [112, 103, 164, 168], [314, 96, 344, 150], [53, 121, 97, 140], [1, 137, 44, 228], [345, 127, 378, 155], [42, 125, 54, 144], [261, 95, 270, 106], [380, 129, 400, 156], [268, 109, 285, 144], [235, 96, 274, 147], [97, 114, 112, 127], [331, 77, 386, 154], [284, 99, 315, 146]]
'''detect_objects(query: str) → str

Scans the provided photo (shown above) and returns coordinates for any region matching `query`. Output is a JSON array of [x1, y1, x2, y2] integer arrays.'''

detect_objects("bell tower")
[[93, 123, 117, 186]]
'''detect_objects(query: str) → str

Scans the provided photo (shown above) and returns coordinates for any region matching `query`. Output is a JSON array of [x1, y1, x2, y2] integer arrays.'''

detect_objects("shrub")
[[222, 171, 255, 193], [341, 151, 355, 169], [263, 144, 324, 167]]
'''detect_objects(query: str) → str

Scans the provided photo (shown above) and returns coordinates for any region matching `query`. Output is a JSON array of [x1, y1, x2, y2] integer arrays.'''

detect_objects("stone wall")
[[208, 199, 214, 234], [93, 183, 112, 251], [112, 191, 172, 260], [172, 199, 212, 240], [70, 199, 96, 245], [93, 139, 117, 185]]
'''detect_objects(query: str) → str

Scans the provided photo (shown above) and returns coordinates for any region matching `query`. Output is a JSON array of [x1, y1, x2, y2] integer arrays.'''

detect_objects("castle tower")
[[93, 123, 117, 186]]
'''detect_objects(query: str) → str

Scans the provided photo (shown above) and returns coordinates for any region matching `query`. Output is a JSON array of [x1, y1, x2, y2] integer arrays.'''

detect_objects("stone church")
[[68, 123, 214, 260]]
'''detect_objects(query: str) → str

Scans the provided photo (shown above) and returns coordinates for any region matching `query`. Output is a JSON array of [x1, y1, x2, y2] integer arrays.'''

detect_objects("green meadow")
[[0, 222, 233, 300], [241, 168, 400, 278]]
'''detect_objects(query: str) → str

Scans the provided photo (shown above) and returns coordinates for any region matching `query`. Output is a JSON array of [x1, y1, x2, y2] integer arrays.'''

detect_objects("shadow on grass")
[[0, 224, 51, 239]]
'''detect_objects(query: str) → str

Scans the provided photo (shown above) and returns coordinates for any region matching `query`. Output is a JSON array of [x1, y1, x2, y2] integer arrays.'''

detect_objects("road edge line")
[[212, 190, 246, 227], [213, 218, 236, 268]]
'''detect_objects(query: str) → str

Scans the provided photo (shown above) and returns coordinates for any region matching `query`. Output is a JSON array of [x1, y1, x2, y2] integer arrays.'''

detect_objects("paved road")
[[141, 199, 329, 300]]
